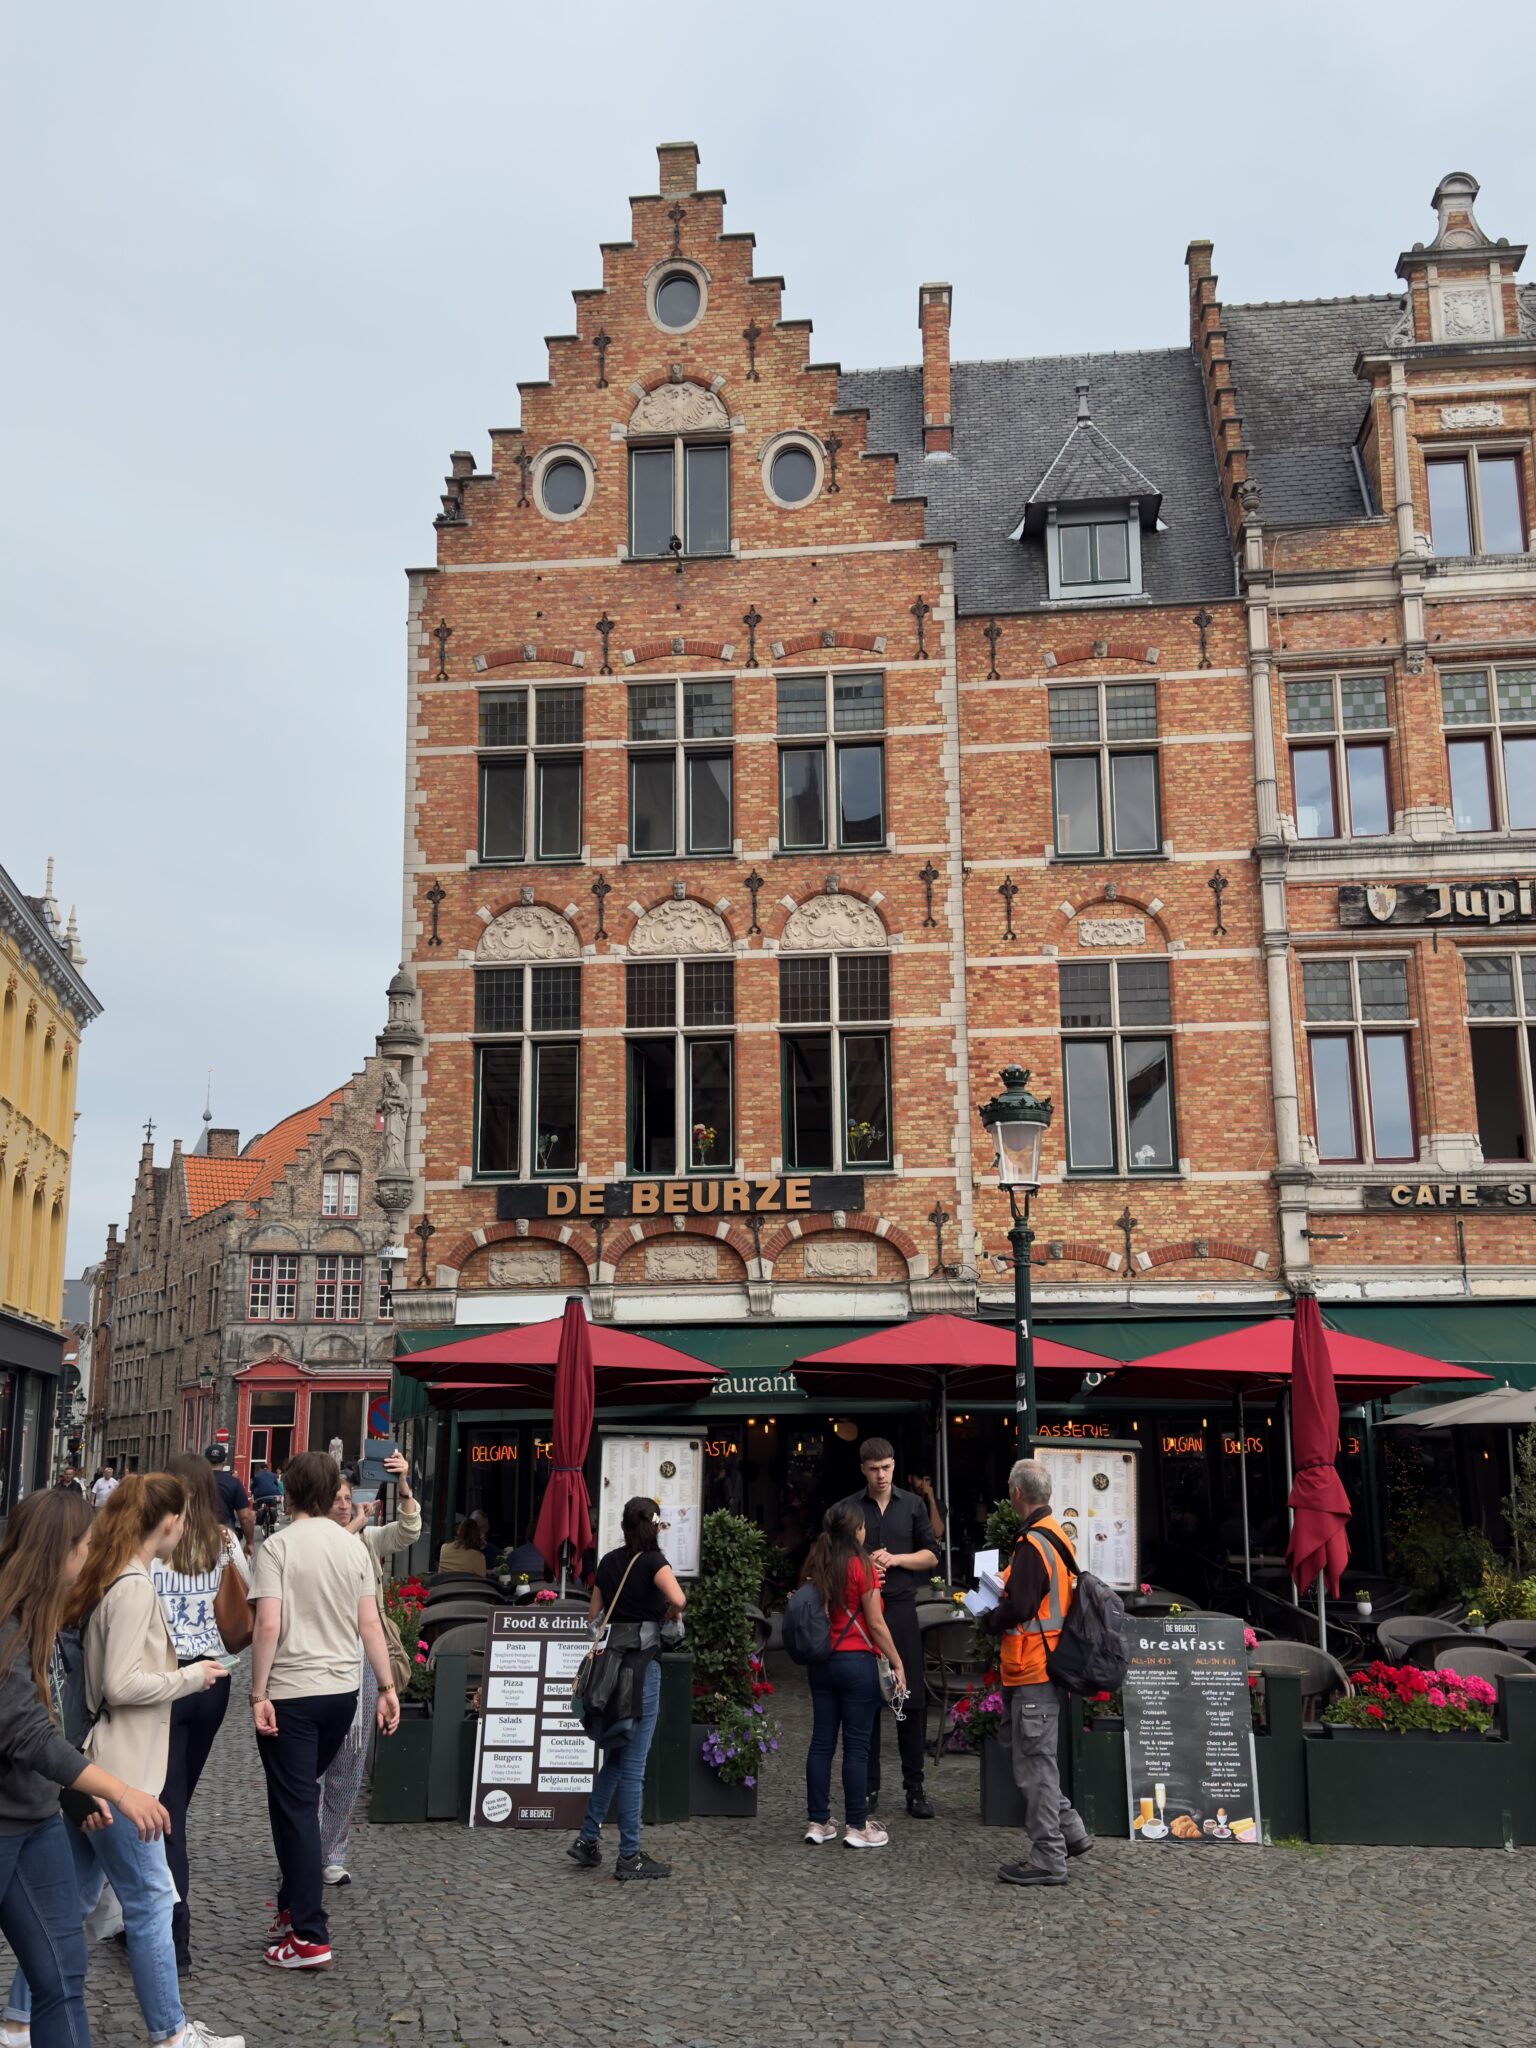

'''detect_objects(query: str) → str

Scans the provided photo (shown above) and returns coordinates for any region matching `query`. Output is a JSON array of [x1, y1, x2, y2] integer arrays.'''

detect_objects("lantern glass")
[[994, 1116, 1046, 1191]]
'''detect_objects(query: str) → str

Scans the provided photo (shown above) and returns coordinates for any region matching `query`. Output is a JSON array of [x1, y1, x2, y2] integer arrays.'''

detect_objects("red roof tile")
[[180, 1086, 348, 1218]]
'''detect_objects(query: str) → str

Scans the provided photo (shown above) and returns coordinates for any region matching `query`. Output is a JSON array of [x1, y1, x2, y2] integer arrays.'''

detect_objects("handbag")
[[380, 1607, 413, 1695], [214, 1542, 254, 1655], [571, 1553, 641, 1734]]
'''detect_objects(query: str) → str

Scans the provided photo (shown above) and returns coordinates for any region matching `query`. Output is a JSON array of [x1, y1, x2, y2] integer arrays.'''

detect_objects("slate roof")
[[1220, 295, 1402, 527], [838, 350, 1234, 617], [1025, 416, 1159, 523]]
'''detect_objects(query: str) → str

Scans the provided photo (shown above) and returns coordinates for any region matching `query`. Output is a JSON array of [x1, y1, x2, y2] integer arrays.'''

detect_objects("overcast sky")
[[3, 1, 1530, 1279]]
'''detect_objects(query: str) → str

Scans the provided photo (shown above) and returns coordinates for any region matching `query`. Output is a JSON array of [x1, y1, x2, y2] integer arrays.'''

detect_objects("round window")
[[541, 458, 587, 517], [654, 271, 702, 330], [770, 444, 818, 505]]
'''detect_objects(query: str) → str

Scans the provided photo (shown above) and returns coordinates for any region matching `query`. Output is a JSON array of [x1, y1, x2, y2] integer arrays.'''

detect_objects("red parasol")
[[530, 1299, 596, 1581], [793, 1313, 1113, 1399], [1087, 1318, 1487, 1403], [396, 1315, 720, 1406], [1284, 1293, 1352, 1600]]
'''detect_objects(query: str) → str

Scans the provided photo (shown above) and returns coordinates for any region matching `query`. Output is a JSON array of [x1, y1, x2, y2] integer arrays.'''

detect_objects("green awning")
[[1032, 1314, 1266, 1364], [1320, 1302, 1536, 1390]]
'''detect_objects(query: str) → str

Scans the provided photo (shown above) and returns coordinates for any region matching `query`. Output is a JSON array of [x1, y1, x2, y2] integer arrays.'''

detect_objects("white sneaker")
[[0, 2020, 30, 2047], [321, 1864, 351, 1886], [182, 2023, 246, 2048], [803, 1820, 838, 1845], [844, 1820, 890, 1849]]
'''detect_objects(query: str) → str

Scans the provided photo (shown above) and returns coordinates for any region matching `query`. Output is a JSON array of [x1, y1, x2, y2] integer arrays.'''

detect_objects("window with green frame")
[[623, 958, 734, 1173], [779, 953, 891, 1171], [473, 964, 580, 1177]]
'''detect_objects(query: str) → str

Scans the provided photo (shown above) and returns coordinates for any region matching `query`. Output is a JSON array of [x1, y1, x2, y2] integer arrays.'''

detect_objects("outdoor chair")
[[922, 1615, 985, 1766], [420, 1598, 508, 1646], [1488, 1620, 1536, 1657], [427, 1572, 500, 1597], [1376, 1615, 1470, 1666], [427, 1621, 487, 1693], [1433, 1644, 1533, 1683], [1246, 1640, 1352, 1723]]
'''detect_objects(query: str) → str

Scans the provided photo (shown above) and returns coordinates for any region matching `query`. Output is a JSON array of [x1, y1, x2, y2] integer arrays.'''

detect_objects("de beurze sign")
[[1339, 882, 1536, 930], [495, 1174, 865, 1222]]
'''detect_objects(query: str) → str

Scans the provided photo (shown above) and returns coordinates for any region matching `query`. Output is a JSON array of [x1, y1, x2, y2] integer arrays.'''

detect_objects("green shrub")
[[688, 1510, 766, 1709], [984, 1497, 1023, 1554]]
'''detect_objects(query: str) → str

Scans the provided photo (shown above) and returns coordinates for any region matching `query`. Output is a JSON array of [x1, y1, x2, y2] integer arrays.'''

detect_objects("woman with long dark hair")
[[0, 1488, 172, 2048], [565, 1497, 685, 1882], [800, 1502, 905, 1849], [149, 1452, 249, 1971]]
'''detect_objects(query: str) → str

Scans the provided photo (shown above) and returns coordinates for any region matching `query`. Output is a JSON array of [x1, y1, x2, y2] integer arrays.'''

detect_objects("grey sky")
[[3, 0, 1530, 1277]]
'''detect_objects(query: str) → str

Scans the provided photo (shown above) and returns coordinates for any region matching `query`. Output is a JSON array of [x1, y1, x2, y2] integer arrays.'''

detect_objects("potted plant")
[[1354, 1587, 1374, 1619], [370, 1576, 435, 1823], [1084, 1688, 1124, 1733], [1464, 1605, 1487, 1634], [687, 1511, 774, 1815], [1323, 1661, 1497, 1741], [845, 1118, 883, 1162], [691, 1120, 718, 1167], [689, 1697, 782, 1818]]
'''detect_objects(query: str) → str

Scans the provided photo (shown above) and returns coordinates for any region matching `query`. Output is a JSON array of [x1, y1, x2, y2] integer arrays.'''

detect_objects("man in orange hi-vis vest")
[[979, 1460, 1092, 1885]]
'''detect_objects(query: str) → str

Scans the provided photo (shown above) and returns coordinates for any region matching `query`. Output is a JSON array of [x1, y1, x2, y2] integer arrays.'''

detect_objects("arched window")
[[25, 1185, 45, 1318], [0, 986, 15, 1100], [19, 1012, 36, 1121], [2, 1172, 22, 1306], [40, 1033, 56, 1139]]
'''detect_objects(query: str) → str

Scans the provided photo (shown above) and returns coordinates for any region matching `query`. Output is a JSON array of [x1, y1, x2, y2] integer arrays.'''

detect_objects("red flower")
[[1366, 1703, 1384, 1720], [1092, 1691, 1113, 1704]]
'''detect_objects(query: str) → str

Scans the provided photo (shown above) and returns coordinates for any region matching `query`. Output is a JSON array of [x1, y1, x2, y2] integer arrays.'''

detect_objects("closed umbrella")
[[531, 1299, 596, 1595], [1285, 1293, 1352, 1647]]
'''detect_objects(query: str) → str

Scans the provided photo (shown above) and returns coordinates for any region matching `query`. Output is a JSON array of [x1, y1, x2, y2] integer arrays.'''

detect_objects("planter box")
[[1326, 1724, 1485, 1742], [688, 1724, 758, 1816], [979, 1734, 1027, 1829], [368, 1715, 433, 1825]]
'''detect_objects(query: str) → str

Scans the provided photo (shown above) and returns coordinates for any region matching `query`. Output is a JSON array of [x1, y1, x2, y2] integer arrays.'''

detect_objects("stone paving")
[[74, 1675, 1534, 2048]]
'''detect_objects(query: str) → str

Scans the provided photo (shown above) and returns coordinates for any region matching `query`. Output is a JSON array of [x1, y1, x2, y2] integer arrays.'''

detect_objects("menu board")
[[1123, 1614, 1261, 1848], [598, 1433, 704, 1578], [469, 1609, 595, 1830], [1032, 1441, 1138, 1589]]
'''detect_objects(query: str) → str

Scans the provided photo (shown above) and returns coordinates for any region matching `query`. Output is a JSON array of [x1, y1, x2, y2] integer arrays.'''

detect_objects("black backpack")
[[782, 1581, 865, 1665], [1026, 1526, 1129, 1695]]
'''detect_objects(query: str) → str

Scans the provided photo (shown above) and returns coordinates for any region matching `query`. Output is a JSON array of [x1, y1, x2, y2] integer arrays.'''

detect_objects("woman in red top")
[[800, 1504, 906, 1848]]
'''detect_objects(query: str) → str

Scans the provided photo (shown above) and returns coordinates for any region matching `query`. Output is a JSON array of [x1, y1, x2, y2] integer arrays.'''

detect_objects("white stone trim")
[[531, 443, 596, 523], [758, 431, 826, 509]]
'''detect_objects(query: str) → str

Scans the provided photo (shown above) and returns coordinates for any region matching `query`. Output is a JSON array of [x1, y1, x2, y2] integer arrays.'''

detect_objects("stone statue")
[[379, 1067, 410, 1176]]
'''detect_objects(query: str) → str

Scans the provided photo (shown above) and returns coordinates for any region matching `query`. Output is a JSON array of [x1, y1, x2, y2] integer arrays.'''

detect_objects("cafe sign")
[[1340, 881, 1536, 929], [496, 1174, 864, 1222], [1363, 1181, 1536, 1210]]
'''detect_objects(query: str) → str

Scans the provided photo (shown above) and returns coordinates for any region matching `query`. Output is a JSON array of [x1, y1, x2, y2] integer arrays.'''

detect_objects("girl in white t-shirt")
[[149, 1452, 249, 1972]]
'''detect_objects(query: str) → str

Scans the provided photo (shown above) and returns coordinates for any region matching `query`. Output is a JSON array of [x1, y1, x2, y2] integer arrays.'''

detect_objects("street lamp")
[[978, 1066, 1053, 1444]]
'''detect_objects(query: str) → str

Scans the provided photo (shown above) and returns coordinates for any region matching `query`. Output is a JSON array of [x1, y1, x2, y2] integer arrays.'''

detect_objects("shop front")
[[233, 1352, 392, 1483], [0, 1310, 63, 1519]]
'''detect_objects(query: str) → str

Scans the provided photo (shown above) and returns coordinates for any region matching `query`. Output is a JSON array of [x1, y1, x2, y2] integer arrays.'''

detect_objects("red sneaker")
[[262, 1935, 332, 1971], [263, 1910, 290, 1941]]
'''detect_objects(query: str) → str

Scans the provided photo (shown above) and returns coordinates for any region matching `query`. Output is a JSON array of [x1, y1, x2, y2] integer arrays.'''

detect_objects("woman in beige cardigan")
[[69, 1474, 240, 2048]]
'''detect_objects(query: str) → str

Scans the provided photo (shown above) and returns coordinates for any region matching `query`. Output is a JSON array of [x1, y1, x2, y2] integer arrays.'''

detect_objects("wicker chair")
[[1246, 1640, 1352, 1722], [1487, 1620, 1536, 1658], [922, 1615, 986, 1765], [1433, 1644, 1533, 1683], [1375, 1615, 1471, 1667]]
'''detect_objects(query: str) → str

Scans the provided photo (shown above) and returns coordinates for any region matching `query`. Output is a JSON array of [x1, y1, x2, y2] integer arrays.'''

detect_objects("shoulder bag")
[[214, 1537, 255, 1655], [570, 1552, 641, 1734]]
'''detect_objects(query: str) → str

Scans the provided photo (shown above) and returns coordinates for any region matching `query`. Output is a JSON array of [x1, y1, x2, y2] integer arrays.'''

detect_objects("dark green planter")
[[368, 1715, 433, 1824], [688, 1724, 758, 1816], [1068, 1701, 1129, 1837], [1254, 1670, 1307, 1842], [641, 1651, 692, 1826], [979, 1735, 1026, 1828]]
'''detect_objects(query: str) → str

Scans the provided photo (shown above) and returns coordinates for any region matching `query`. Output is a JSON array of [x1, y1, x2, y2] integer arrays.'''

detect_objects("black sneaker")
[[565, 1837, 601, 1869], [906, 1792, 936, 1820], [1067, 1837, 1093, 1859], [614, 1851, 670, 1882], [998, 1862, 1067, 1886]]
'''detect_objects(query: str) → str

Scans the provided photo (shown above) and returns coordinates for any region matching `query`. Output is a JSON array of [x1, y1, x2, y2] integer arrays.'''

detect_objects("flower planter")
[[368, 1714, 433, 1824], [688, 1724, 758, 1817], [978, 1734, 1027, 1829], [1084, 1714, 1124, 1734]]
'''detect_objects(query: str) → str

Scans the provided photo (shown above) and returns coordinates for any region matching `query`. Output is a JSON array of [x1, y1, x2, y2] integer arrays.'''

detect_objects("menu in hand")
[[1123, 1614, 1261, 1847]]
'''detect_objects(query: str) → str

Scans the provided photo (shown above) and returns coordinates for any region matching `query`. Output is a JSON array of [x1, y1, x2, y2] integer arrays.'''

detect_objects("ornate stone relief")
[[780, 895, 886, 951], [644, 1240, 718, 1284], [487, 1245, 563, 1287], [1438, 287, 1494, 340], [478, 905, 580, 961], [1077, 917, 1147, 947], [628, 899, 731, 956], [1440, 403, 1504, 430], [628, 382, 729, 436], [805, 1238, 878, 1279]]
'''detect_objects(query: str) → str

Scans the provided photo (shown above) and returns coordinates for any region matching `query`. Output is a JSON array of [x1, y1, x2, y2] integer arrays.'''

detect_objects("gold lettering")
[[722, 1180, 751, 1214], [579, 1183, 605, 1216], [1389, 1184, 1414, 1206], [784, 1177, 812, 1211], [754, 1177, 782, 1213], [1426, 884, 1453, 921], [1414, 1184, 1437, 1206], [1508, 1184, 1530, 1206], [632, 1182, 660, 1215], [1438, 1185, 1457, 1207], [1459, 1184, 1481, 1206], [1487, 888, 1516, 927], [691, 1181, 720, 1214], [547, 1184, 577, 1216], [662, 1181, 688, 1215]]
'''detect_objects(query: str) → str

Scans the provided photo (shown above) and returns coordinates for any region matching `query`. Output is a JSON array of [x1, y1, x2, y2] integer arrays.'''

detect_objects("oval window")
[[654, 271, 702, 330], [770, 444, 818, 505], [541, 458, 587, 517]]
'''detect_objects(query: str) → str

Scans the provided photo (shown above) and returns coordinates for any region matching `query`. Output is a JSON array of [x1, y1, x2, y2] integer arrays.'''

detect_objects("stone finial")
[[1075, 380, 1091, 421], [40, 858, 60, 936], [1429, 172, 1489, 251], [64, 906, 86, 967]]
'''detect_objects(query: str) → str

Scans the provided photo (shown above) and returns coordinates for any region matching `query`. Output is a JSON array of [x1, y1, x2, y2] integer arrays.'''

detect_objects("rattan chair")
[[1375, 1615, 1471, 1666], [419, 1598, 507, 1646], [1247, 1640, 1352, 1722], [1488, 1620, 1536, 1657], [1433, 1643, 1533, 1683]]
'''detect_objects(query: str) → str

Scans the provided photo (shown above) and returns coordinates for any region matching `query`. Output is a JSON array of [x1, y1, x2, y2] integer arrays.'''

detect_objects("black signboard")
[[1339, 881, 1536, 930], [496, 1174, 864, 1222], [1122, 1614, 1261, 1848], [1362, 1180, 1536, 1211], [469, 1609, 595, 1831]]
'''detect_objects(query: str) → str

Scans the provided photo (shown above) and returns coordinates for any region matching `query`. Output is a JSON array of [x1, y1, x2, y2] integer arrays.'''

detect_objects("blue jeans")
[[20, 1808, 182, 2041], [806, 1652, 881, 1828], [0, 1815, 91, 2047], [577, 1658, 661, 1859]]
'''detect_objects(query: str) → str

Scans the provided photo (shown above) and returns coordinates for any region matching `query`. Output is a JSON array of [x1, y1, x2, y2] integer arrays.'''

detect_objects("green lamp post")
[[979, 1066, 1054, 1443]]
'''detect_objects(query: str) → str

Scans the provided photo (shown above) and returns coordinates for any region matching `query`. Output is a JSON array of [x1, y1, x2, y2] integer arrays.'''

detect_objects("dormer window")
[[1021, 383, 1158, 603], [1059, 514, 1132, 589]]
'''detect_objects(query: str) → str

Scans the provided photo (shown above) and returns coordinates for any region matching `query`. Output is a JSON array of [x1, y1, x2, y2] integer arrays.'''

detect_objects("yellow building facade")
[[0, 858, 99, 1510]]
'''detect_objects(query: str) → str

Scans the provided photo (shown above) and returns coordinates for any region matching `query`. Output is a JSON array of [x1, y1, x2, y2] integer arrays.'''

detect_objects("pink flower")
[[1243, 1627, 1258, 1650], [1139, 1583, 1151, 1595], [1427, 1688, 1448, 1708]]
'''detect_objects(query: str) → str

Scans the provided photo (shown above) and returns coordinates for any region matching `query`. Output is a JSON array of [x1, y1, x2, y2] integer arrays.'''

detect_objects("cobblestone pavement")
[[73, 1674, 1533, 2048]]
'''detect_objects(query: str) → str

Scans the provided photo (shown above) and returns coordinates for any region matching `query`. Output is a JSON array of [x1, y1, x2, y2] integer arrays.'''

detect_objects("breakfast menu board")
[[597, 1432, 704, 1578], [469, 1610, 595, 1831], [1032, 1441, 1139, 1589], [1122, 1614, 1261, 1848]]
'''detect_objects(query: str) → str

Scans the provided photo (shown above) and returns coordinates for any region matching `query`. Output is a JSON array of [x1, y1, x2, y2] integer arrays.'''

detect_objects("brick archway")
[[756, 1210, 925, 1279], [436, 1217, 599, 1283]]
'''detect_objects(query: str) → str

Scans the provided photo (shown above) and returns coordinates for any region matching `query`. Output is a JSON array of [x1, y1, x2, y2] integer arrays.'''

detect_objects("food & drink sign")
[[469, 1610, 594, 1831], [1123, 1614, 1261, 1848]]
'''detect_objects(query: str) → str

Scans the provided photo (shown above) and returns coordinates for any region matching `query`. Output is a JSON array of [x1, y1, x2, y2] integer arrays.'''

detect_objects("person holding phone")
[[0, 1488, 174, 2048], [317, 1452, 419, 1888], [800, 1504, 906, 1850], [149, 1452, 251, 1972], [249, 1451, 400, 1971]]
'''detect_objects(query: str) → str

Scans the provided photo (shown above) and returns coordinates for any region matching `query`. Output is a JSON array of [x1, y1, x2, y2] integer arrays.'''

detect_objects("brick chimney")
[[205, 1128, 240, 1159], [657, 141, 699, 196], [919, 284, 953, 455]]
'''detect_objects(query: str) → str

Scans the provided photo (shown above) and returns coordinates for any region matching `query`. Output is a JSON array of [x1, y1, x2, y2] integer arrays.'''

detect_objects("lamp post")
[[978, 1066, 1053, 1448]]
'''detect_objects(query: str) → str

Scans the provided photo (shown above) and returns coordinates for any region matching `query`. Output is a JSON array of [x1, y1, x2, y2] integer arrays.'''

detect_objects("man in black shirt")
[[837, 1437, 938, 1819], [205, 1443, 256, 1551]]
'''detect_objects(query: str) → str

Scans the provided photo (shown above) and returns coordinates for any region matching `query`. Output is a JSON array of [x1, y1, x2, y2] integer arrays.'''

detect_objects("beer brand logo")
[[1365, 886, 1398, 923]]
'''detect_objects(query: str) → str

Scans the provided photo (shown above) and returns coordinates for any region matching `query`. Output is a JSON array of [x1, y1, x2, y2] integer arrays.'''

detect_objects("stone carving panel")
[[1077, 917, 1147, 948], [1439, 287, 1494, 340], [1440, 403, 1505, 431], [628, 382, 729, 437], [487, 1245, 563, 1287], [644, 1240, 718, 1284], [628, 900, 731, 956], [780, 895, 886, 951], [804, 1237, 879, 1279], [478, 906, 580, 961]]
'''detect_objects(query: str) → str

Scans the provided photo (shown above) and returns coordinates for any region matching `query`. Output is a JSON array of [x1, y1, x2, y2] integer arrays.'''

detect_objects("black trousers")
[[161, 1674, 230, 1967], [255, 1691, 357, 1945], [867, 1597, 927, 1798]]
